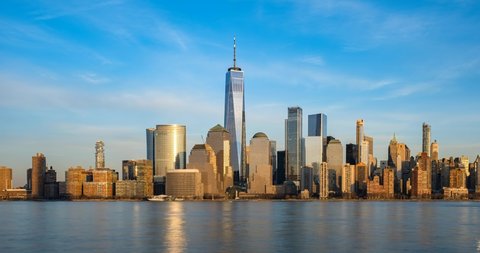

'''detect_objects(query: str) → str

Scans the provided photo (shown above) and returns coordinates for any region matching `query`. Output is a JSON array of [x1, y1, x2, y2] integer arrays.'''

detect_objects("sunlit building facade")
[[224, 37, 246, 184], [286, 106, 303, 182], [154, 124, 186, 177]]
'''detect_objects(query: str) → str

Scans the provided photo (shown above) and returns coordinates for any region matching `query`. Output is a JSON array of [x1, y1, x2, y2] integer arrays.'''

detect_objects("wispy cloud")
[[78, 72, 110, 84]]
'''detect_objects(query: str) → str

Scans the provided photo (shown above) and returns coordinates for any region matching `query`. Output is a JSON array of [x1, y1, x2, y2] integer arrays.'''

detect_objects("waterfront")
[[0, 201, 479, 252]]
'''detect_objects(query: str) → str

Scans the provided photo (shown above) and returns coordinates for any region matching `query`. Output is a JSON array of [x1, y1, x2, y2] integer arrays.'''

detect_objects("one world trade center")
[[224, 36, 246, 185]]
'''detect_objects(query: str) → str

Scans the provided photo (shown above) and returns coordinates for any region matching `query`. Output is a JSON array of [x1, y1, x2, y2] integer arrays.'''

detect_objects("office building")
[[326, 138, 343, 192], [206, 124, 234, 192], [270, 140, 277, 185], [166, 169, 203, 199], [66, 166, 88, 199], [431, 140, 439, 161], [153, 124, 186, 177], [319, 162, 329, 199], [95, 141, 105, 169], [286, 106, 303, 182], [411, 152, 431, 198], [0, 166, 12, 191], [146, 128, 155, 162], [32, 153, 46, 199], [247, 132, 273, 194], [300, 166, 313, 194], [346, 143, 357, 165], [342, 164, 356, 198], [224, 37, 246, 184], [308, 113, 327, 159], [187, 144, 219, 197], [388, 134, 411, 178], [422, 123, 431, 156], [83, 168, 117, 198], [121, 159, 154, 198], [276, 151, 286, 184], [356, 119, 364, 163], [44, 166, 59, 199], [355, 162, 368, 197]]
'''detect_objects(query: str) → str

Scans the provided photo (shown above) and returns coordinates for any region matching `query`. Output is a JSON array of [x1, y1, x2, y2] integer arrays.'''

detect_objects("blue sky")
[[1, 0, 480, 186]]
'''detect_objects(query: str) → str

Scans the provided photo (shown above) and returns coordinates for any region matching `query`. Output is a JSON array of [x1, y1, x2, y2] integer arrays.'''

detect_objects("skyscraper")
[[356, 119, 364, 163], [286, 106, 303, 182], [431, 140, 439, 161], [0, 166, 12, 191], [346, 143, 357, 165], [154, 124, 186, 177], [224, 36, 246, 184], [32, 153, 46, 199], [326, 138, 343, 192], [95, 141, 105, 169], [146, 128, 155, 163], [305, 113, 327, 164], [206, 124, 233, 192], [422, 123, 431, 156], [247, 132, 273, 194]]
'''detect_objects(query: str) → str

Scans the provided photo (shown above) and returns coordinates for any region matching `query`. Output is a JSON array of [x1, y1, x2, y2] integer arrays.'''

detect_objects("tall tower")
[[32, 153, 46, 199], [95, 141, 105, 169], [206, 124, 233, 191], [224, 36, 246, 185], [286, 106, 303, 182], [154, 124, 186, 178], [422, 123, 431, 156], [356, 119, 364, 163], [307, 113, 327, 162]]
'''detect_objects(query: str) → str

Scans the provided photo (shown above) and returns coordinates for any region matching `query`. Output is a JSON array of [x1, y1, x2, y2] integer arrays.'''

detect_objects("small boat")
[[148, 195, 169, 201]]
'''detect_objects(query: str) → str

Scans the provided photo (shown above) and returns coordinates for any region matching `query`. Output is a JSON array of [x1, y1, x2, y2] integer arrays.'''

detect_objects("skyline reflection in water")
[[0, 201, 479, 253]]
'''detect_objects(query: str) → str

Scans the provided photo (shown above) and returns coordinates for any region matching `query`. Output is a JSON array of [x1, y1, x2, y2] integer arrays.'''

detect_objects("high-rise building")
[[422, 123, 431, 156], [224, 37, 246, 184], [346, 143, 357, 165], [206, 124, 233, 192], [270, 140, 277, 185], [326, 138, 343, 192], [32, 153, 46, 199], [247, 132, 273, 194], [44, 166, 59, 199], [431, 140, 439, 161], [276, 151, 286, 185], [356, 119, 364, 163], [66, 166, 88, 199], [342, 164, 356, 198], [146, 128, 155, 163], [286, 106, 303, 182], [319, 162, 329, 199], [187, 144, 219, 197], [355, 162, 368, 197], [305, 113, 327, 168], [388, 134, 411, 178], [153, 124, 186, 177], [411, 152, 431, 198], [0, 166, 12, 191], [95, 141, 105, 169], [121, 159, 154, 198]]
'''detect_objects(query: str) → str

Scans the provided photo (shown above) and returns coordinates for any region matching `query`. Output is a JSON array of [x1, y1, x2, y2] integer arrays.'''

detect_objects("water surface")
[[0, 201, 479, 252]]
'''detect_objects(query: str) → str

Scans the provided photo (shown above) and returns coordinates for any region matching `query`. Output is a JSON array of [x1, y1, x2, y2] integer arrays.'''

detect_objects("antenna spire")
[[233, 35, 237, 68]]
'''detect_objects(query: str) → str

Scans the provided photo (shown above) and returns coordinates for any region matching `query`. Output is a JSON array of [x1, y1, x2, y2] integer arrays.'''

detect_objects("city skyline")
[[1, 1, 480, 186]]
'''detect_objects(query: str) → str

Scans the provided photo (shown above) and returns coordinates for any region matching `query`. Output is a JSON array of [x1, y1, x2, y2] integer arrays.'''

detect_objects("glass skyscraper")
[[224, 37, 246, 184], [286, 106, 302, 182], [153, 124, 186, 178]]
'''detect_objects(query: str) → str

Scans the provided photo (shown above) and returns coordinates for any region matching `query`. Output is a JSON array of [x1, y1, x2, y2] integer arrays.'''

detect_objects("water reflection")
[[164, 202, 186, 253]]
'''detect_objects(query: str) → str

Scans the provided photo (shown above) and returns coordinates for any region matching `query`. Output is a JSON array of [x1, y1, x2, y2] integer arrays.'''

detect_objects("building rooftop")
[[253, 132, 268, 139], [209, 124, 229, 133]]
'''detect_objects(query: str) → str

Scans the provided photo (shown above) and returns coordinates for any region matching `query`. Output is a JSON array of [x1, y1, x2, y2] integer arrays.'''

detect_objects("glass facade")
[[286, 107, 302, 181], [308, 113, 327, 137], [224, 68, 245, 183], [154, 124, 186, 178]]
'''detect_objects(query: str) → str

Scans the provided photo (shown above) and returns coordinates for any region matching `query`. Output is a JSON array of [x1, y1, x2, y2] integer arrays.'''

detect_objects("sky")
[[1, 0, 480, 186]]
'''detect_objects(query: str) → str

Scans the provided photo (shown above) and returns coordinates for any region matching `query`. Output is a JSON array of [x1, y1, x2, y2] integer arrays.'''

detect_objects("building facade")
[[95, 141, 105, 169], [224, 37, 246, 184], [153, 124, 186, 177], [422, 123, 431, 156], [0, 166, 12, 191], [247, 133, 273, 194], [286, 106, 303, 182], [32, 153, 46, 199], [206, 124, 234, 192]]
